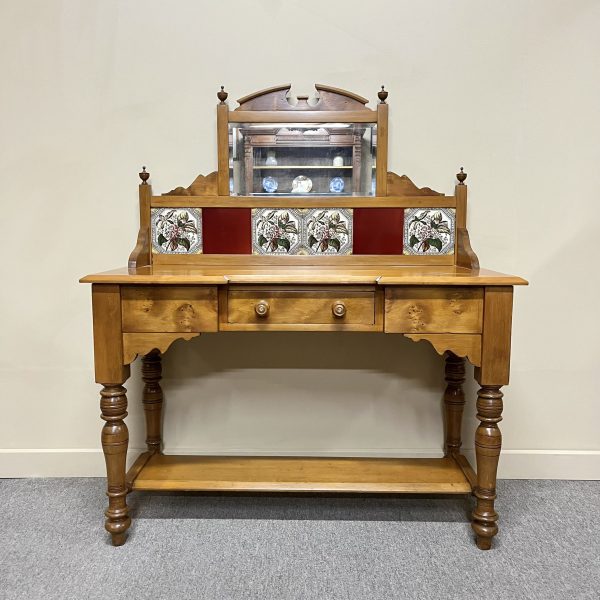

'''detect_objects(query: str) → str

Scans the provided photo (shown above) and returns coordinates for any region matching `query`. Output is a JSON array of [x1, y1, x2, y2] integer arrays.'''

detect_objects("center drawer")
[[222, 286, 381, 331]]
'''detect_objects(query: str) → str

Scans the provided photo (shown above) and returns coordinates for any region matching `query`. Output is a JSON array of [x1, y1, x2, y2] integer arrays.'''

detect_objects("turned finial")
[[139, 166, 149, 184], [217, 85, 228, 104], [378, 85, 388, 103], [457, 167, 467, 185]]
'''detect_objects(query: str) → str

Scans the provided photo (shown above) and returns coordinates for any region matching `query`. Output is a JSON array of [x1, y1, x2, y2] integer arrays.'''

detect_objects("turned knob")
[[332, 302, 346, 318], [255, 301, 270, 317]]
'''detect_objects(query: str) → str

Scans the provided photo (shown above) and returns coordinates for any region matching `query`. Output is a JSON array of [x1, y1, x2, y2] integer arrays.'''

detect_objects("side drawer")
[[223, 286, 381, 331], [385, 286, 483, 333], [121, 286, 218, 333]]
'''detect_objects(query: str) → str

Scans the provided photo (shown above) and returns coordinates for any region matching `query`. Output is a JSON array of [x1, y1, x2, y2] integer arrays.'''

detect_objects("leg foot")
[[111, 532, 127, 547], [100, 384, 131, 545], [476, 535, 492, 551], [471, 385, 503, 550]]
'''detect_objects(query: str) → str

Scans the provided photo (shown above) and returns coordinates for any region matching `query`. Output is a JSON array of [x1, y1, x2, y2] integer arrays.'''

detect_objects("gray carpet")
[[0, 479, 598, 600]]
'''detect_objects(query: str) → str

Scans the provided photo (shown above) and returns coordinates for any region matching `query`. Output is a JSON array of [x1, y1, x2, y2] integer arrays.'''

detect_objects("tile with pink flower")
[[403, 208, 455, 255], [151, 208, 202, 254]]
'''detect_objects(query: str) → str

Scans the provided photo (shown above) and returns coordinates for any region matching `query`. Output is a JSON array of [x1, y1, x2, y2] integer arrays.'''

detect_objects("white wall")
[[1, 0, 599, 478]]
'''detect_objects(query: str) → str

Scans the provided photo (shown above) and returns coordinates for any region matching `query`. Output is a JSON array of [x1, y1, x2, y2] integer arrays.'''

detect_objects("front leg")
[[100, 384, 131, 546], [472, 385, 503, 550]]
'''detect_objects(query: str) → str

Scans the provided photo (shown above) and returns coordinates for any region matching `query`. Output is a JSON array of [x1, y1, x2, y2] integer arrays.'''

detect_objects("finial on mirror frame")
[[217, 85, 228, 104], [378, 85, 388, 103], [457, 167, 467, 185], [139, 166, 150, 184]]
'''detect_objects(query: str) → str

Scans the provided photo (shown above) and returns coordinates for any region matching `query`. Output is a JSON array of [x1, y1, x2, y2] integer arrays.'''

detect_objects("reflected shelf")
[[246, 192, 354, 197], [253, 165, 353, 170]]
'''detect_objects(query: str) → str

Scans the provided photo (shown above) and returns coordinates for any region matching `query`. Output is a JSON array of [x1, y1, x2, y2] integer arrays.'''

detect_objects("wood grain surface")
[[385, 286, 484, 333], [130, 454, 473, 494], [81, 266, 527, 286], [121, 286, 218, 332]]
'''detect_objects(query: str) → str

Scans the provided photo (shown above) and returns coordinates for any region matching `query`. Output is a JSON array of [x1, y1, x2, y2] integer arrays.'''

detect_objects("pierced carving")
[[164, 172, 218, 196], [235, 83, 371, 111], [122, 332, 200, 365], [404, 333, 482, 367], [386, 172, 443, 196]]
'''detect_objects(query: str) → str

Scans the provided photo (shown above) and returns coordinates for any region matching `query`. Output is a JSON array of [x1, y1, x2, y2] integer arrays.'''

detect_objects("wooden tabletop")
[[80, 265, 528, 286]]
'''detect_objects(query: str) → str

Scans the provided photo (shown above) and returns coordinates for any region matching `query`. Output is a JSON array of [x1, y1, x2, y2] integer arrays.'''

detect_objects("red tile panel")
[[353, 208, 404, 255], [202, 208, 252, 254]]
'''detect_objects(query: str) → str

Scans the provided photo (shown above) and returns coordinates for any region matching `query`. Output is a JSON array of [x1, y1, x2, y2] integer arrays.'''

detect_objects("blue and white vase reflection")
[[329, 177, 345, 193], [262, 176, 278, 193]]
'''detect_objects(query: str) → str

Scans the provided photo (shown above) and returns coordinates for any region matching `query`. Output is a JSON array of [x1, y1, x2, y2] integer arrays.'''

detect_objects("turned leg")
[[141, 350, 163, 453], [443, 352, 466, 456], [472, 385, 503, 550], [100, 384, 131, 546]]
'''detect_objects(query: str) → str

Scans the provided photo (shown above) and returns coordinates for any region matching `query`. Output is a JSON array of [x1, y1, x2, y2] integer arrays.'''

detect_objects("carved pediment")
[[235, 83, 371, 112], [164, 172, 218, 196], [387, 173, 442, 196]]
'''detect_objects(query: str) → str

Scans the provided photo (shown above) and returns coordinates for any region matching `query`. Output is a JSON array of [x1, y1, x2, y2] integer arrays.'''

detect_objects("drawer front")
[[122, 286, 218, 333], [385, 286, 483, 333], [224, 286, 379, 331]]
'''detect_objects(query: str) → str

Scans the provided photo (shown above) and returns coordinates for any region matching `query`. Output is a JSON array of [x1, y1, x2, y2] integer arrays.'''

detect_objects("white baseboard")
[[0, 448, 599, 479]]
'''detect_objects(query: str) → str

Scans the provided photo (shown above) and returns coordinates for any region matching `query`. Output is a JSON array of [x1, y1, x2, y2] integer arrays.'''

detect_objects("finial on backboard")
[[139, 166, 149, 184], [457, 167, 467, 185], [217, 85, 228, 104], [378, 85, 388, 104]]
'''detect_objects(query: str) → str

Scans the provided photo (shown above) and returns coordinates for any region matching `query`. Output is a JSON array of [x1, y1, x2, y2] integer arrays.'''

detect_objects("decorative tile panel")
[[303, 209, 353, 255], [252, 208, 354, 255], [252, 208, 302, 254], [151, 208, 202, 254], [403, 208, 455, 255]]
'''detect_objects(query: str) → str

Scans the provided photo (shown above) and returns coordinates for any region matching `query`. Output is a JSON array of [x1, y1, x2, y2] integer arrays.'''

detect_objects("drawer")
[[121, 286, 218, 333], [385, 286, 483, 333], [223, 286, 381, 331]]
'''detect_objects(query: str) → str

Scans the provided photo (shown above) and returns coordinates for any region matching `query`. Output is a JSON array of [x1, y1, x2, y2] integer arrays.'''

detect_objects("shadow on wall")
[[147, 333, 479, 454], [165, 331, 446, 382]]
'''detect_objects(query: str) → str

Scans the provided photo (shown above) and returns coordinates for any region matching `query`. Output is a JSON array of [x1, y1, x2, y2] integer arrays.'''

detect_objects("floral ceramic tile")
[[303, 209, 353, 255], [252, 208, 302, 254], [151, 208, 202, 254], [403, 208, 455, 255]]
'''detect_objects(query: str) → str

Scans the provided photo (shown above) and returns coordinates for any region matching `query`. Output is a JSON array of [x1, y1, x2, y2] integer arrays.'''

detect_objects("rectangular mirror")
[[229, 122, 377, 196]]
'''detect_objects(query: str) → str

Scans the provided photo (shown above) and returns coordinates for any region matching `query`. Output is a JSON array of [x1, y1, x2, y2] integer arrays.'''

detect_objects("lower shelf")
[[128, 454, 474, 494]]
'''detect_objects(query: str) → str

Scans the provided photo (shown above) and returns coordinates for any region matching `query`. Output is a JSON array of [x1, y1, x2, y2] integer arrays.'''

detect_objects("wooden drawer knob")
[[332, 302, 346, 318], [255, 300, 270, 317]]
